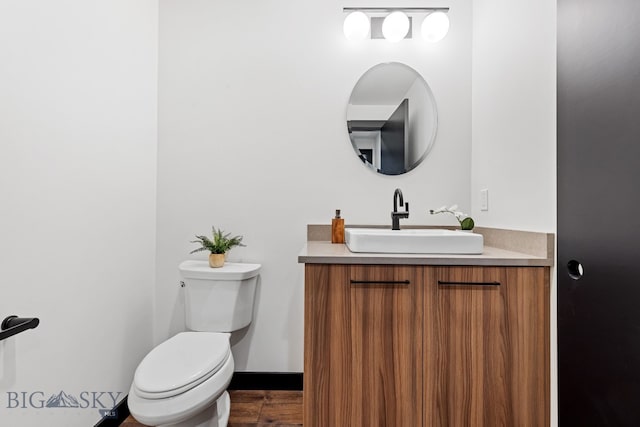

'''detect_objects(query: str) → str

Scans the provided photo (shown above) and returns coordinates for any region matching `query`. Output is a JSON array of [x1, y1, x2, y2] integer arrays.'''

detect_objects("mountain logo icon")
[[45, 391, 80, 408]]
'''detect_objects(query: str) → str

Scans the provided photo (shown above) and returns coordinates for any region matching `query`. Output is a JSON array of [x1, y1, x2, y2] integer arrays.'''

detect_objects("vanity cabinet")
[[304, 264, 424, 426], [304, 264, 549, 427]]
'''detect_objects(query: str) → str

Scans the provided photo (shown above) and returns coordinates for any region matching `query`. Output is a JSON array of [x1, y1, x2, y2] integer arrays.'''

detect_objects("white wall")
[[0, 1, 158, 426], [471, 0, 556, 425], [156, 0, 472, 371], [471, 0, 556, 232]]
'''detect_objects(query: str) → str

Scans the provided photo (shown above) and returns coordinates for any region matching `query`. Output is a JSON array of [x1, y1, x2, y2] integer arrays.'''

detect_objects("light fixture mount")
[[343, 7, 449, 12]]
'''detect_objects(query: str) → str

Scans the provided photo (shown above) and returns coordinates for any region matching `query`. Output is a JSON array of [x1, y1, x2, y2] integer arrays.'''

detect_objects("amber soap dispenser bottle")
[[331, 209, 345, 244]]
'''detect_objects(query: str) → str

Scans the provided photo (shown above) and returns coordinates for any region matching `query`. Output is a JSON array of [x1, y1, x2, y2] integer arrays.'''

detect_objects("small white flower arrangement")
[[429, 204, 475, 231]]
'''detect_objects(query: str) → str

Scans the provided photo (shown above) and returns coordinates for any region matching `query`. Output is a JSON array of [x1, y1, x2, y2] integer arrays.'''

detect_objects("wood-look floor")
[[120, 390, 303, 427]]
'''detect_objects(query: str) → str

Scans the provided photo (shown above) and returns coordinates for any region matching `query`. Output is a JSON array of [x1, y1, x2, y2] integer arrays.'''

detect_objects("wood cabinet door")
[[424, 266, 549, 427], [304, 264, 423, 427]]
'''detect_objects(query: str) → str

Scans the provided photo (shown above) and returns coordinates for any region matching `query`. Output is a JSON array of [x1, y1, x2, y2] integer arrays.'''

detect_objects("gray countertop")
[[298, 241, 553, 267]]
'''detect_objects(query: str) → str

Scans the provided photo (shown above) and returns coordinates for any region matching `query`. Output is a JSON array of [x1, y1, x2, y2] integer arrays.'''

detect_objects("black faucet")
[[391, 188, 409, 230]]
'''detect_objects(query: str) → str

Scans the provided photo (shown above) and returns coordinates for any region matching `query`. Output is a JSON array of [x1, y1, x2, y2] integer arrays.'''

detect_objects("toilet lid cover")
[[134, 332, 230, 394]]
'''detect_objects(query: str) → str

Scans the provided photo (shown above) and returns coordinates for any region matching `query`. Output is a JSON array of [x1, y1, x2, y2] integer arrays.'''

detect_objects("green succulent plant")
[[190, 226, 245, 255]]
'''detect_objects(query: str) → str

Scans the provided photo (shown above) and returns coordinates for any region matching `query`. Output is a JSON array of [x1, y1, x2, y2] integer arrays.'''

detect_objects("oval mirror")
[[347, 62, 438, 175]]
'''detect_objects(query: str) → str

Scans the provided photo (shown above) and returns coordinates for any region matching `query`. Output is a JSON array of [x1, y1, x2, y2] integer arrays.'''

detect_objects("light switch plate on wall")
[[480, 189, 489, 211]]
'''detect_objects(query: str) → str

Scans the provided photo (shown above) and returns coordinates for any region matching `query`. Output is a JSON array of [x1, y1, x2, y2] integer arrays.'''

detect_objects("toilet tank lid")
[[179, 260, 261, 280]]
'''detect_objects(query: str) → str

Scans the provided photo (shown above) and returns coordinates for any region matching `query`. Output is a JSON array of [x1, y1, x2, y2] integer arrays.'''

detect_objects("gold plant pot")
[[208, 253, 225, 268]]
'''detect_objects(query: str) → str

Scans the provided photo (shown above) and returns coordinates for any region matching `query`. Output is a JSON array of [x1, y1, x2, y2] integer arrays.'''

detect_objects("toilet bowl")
[[128, 261, 261, 427]]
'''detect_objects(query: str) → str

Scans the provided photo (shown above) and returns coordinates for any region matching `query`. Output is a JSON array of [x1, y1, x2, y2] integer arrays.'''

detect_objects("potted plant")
[[190, 226, 245, 268]]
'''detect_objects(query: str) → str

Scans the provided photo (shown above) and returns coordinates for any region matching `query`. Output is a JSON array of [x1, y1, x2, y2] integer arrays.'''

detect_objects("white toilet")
[[128, 260, 261, 427]]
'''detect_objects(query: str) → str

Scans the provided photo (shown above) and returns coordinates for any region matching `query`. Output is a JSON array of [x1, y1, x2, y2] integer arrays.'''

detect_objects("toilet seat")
[[134, 332, 231, 399], [128, 332, 234, 426]]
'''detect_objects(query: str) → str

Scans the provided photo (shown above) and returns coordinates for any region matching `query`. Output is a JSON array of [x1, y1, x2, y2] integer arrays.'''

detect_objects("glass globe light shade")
[[382, 11, 410, 43], [343, 11, 370, 41], [421, 12, 450, 43]]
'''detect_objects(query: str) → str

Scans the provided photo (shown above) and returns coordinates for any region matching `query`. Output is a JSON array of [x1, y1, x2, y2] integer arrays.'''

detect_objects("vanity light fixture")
[[343, 11, 370, 41], [421, 11, 450, 43], [382, 11, 410, 42], [343, 7, 450, 43]]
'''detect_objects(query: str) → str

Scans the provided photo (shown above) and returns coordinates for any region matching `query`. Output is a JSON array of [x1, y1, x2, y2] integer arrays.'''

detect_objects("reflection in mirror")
[[347, 62, 438, 175]]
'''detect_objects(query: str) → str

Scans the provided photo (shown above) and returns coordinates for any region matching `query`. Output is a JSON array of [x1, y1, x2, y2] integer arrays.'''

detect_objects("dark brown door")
[[558, 1, 640, 425]]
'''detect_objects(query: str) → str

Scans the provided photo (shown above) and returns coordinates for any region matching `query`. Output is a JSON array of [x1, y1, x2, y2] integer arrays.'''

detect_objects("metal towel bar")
[[0, 315, 40, 341]]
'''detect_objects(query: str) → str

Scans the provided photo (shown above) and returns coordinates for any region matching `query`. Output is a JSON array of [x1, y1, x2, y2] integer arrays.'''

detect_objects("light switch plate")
[[480, 189, 489, 211]]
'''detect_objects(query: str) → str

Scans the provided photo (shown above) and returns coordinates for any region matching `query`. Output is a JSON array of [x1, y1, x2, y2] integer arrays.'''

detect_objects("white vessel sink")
[[345, 228, 483, 254]]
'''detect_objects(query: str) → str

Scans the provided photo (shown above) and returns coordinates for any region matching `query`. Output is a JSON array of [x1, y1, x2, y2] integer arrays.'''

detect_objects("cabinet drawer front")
[[304, 264, 423, 427], [425, 266, 549, 427]]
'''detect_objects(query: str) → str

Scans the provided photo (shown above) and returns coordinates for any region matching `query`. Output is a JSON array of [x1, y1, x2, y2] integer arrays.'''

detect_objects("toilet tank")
[[179, 260, 261, 332]]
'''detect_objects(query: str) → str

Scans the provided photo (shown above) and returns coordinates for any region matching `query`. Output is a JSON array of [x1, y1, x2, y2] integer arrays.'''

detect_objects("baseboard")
[[228, 372, 303, 391], [93, 396, 129, 427]]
